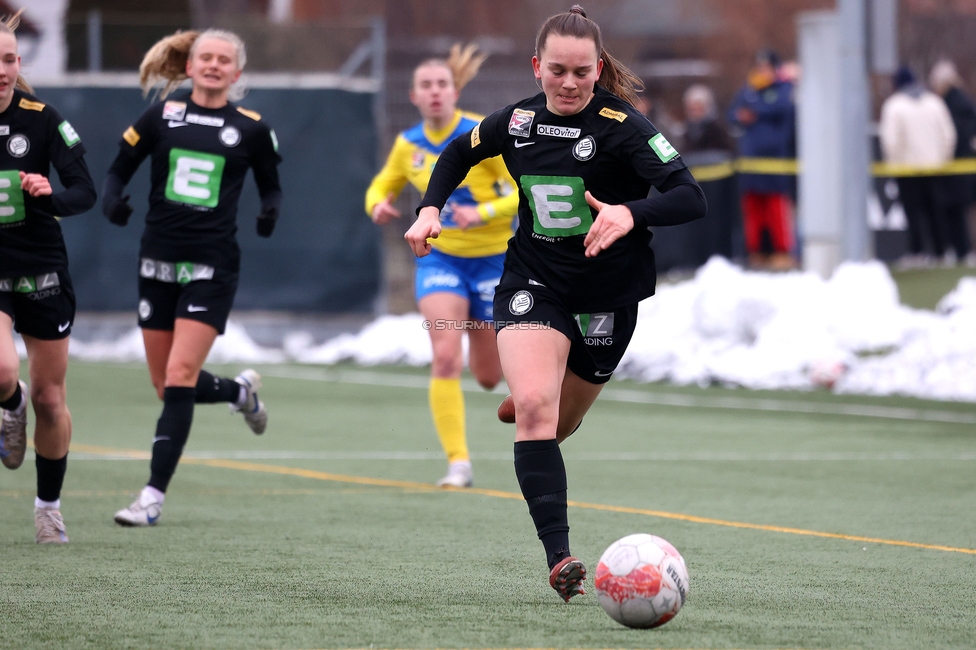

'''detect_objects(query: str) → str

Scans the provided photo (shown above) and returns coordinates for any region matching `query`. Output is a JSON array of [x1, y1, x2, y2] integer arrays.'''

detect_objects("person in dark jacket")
[[728, 49, 797, 269], [929, 59, 976, 266]]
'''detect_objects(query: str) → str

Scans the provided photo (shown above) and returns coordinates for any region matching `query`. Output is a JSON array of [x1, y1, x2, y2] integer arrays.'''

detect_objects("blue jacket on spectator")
[[728, 78, 796, 194]]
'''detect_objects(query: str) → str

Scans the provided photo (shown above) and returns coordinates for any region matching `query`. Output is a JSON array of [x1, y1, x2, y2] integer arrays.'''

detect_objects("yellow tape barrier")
[[688, 157, 976, 181]]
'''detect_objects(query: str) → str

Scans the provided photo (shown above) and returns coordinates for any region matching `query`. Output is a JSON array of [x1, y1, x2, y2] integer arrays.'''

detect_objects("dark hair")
[[892, 64, 915, 90], [535, 5, 643, 108]]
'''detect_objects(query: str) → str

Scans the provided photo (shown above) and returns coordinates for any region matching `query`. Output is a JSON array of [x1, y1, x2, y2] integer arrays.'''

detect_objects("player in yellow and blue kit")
[[366, 44, 517, 488]]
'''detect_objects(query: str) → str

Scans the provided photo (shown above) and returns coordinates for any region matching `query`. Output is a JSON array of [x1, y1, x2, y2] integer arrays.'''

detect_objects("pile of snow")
[[29, 259, 976, 402]]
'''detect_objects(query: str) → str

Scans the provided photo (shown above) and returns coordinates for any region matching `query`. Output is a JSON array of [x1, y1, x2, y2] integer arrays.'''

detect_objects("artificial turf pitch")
[[1, 361, 975, 649]]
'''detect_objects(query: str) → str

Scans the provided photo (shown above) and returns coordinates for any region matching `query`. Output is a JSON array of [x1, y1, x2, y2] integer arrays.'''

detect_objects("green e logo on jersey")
[[165, 148, 226, 208], [648, 133, 679, 163], [520, 175, 592, 237], [0, 170, 26, 226]]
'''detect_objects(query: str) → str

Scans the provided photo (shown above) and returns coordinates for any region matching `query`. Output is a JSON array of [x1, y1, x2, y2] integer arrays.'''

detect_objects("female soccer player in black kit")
[[103, 29, 282, 527], [0, 11, 97, 543], [406, 6, 706, 601]]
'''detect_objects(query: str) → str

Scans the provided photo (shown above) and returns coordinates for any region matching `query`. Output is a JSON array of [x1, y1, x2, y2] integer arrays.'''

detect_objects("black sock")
[[194, 370, 241, 404], [36, 453, 68, 503], [147, 387, 195, 493], [514, 439, 570, 570], [0, 381, 23, 411]]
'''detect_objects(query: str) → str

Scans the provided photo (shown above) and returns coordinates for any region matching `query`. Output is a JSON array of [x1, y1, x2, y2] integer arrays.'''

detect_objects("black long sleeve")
[[26, 155, 97, 217], [417, 135, 478, 215], [624, 167, 707, 229]]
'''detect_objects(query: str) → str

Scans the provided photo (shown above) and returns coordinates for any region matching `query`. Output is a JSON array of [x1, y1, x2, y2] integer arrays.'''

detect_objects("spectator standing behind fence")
[[928, 59, 976, 267], [879, 65, 956, 268], [728, 49, 797, 270]]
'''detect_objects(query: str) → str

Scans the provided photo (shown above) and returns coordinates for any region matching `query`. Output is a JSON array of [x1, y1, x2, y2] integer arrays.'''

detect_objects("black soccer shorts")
[[137, 268, 238, 334], [493, 270, 638, 385], [0, 270, 76, 340]]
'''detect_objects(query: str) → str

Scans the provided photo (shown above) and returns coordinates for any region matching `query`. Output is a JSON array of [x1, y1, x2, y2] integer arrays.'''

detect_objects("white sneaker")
[[231, 369, 267, 435], [436, 460, 473, 488], [114, 490, 163, 527], [35, 506, 68, 544], [0, 380, 28, 470]]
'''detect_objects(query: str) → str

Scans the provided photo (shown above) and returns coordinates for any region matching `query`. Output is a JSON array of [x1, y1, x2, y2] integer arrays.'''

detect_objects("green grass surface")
[[889, 264, 975, 310], [2, 362, 975, 649]]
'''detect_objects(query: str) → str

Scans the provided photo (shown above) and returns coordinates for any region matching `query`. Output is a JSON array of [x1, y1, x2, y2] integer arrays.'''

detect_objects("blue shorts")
[[415, 249, 504, 322]]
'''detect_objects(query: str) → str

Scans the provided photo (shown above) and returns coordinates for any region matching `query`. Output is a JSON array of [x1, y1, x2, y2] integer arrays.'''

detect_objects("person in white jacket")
[[879, 65, 956, 265]]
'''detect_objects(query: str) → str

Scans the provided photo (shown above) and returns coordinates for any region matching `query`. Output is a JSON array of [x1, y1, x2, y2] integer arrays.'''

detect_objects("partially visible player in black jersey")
[[103, 29, 282, 527], [408, 6, 706, 601], [0, 11, 97, 544]]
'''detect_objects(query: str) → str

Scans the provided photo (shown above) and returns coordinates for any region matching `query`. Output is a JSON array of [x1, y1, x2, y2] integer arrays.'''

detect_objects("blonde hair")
[[139, 29, 247, 100], [415, 42, 488, 94], [536, 5, 644, 108], [683, 84, 716, 118], [0, 10, 33, 95]]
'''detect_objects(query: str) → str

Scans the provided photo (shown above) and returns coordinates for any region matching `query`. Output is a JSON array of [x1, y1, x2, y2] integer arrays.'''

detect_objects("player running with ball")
[[407, 6, 706, 601], [103, 29, 282, 527], [0, 10, 97, 544]]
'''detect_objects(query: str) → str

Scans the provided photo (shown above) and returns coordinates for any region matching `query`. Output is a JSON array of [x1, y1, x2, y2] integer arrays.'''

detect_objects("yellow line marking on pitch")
[[73, 444, 976, 556]]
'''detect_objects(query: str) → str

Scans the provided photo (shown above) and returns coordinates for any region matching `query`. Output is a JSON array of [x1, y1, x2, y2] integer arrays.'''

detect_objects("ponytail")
[[139, 29, 247, 100], [536, 5, 644, 108], [0, 9, 33, 95], [415, 42, 488, 94]]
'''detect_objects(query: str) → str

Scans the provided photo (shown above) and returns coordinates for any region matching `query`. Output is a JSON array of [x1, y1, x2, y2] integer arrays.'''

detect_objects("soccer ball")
[[594, 533, 689, 628]]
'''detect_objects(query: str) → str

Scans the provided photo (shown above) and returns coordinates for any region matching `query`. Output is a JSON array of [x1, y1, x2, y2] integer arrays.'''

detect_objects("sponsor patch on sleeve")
[[598, 107, 627, 122], [122, 126, 141, 147], [471, 122, 481, 148], [648, 133, 679, 163], [58, 121, 81, 147], [237, 107, 262, 121], [18, 98, 45, 112]]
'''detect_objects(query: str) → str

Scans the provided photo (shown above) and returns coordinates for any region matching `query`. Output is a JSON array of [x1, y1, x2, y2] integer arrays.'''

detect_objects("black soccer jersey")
[[420, 86, 704, 313], [0, 90, 96, 276], [108, 91, 282, 271]]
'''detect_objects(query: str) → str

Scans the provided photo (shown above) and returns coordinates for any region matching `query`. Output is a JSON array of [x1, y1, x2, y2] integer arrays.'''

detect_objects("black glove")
[[256, 207, 278, 238], [106, 194, 133, 226]]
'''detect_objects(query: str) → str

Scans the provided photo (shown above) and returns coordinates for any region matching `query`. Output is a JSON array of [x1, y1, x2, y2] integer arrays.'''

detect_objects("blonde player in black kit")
[[0, 11, 97, 544], [407, 6, 706, 601], [103, 30, 282, 527]]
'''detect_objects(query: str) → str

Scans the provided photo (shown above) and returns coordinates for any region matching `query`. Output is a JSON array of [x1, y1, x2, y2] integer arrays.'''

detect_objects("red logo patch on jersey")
[[162, 101, 187, 121], [508, 109, 535, 137], [411, 151, 426, 170]]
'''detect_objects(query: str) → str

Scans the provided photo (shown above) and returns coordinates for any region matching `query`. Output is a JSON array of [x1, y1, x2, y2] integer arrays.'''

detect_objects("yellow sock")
[[429, 378, 468, 463]]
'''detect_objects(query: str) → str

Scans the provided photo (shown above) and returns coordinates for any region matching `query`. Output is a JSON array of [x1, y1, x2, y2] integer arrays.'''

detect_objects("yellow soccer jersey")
[[365, 110, 517, 258]]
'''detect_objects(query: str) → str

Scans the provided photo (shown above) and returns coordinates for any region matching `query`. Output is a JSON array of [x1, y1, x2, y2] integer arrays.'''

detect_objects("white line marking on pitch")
[[67, 450, 976, 462], [258, 365, 976, 425]]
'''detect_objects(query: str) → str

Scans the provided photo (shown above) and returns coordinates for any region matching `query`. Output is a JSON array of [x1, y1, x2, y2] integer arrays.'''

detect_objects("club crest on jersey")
[[7, 134, 28, 158], [219, 126, 241, 147], [411, 150, 426, 170], [508, 109, 535, 137], [162, 101, 187, 121], [138, 298, 153, 321], [537, 124, 581, 139], [509, 290, 534, 315], [572, 135, 596, 161]]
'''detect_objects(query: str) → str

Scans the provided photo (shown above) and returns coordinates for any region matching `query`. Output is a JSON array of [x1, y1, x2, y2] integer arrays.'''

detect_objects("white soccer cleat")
[[436, 460, 473, 488], [231, 369, 267, 435], [0, 380, 28, 470], [35, 507, 69, 544], [114, 490, 163, 527]]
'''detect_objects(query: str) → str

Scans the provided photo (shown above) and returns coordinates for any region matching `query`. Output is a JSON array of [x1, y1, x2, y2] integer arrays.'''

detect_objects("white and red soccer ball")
[[594, 533, 689, 628]]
